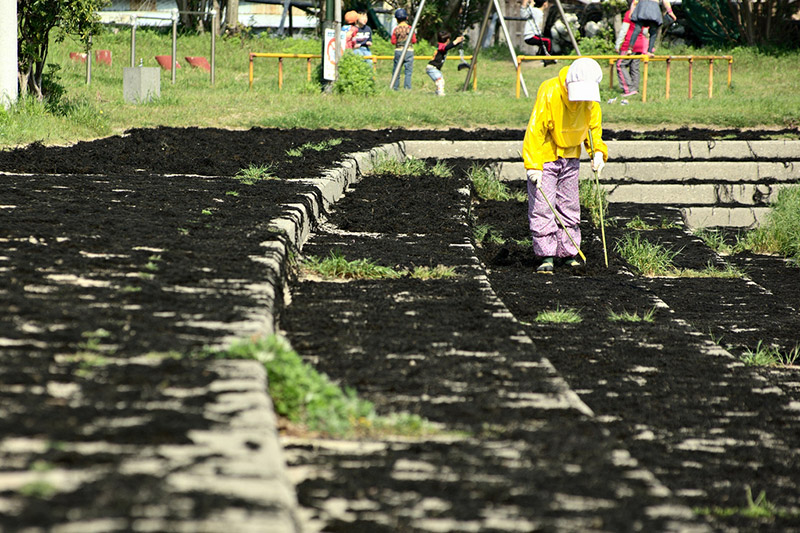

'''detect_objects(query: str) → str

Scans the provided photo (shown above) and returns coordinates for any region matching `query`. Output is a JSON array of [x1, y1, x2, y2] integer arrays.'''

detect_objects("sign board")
[[323, 27, 337, 81]]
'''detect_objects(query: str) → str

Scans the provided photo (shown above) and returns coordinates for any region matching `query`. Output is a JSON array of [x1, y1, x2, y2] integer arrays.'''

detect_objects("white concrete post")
[[0, 0, 19, 108]]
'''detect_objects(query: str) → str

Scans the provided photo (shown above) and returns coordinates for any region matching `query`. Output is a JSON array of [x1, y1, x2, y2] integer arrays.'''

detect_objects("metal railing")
[[516, 54, 733, 101], [248, 52, 474, 90]]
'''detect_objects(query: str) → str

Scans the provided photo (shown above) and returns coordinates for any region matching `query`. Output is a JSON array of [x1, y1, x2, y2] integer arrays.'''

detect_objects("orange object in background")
[[95, 50, 112, 66], [184, 56, 211, 72], [155, 55, 180, 70], [69, 52, 87, 63]]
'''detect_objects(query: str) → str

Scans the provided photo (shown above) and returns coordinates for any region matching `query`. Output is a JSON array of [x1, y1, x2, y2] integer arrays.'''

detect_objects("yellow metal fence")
[[516, 54, 733, 102], [248, 52, 732, 101], [248, 52, 476, 90]]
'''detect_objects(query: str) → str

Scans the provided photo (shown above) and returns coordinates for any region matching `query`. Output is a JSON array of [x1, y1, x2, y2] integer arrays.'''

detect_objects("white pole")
[[389, 0, 426, 89], [0, 0, 18, 108], [334, 0, 341, 81], [492, 0, 528, 97]]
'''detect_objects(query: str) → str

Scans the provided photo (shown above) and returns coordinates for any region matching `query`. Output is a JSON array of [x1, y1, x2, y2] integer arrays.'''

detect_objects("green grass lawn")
[[2, 27, 799, 148]]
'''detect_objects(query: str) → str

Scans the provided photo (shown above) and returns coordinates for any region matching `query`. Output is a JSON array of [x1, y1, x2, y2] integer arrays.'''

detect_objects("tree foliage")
[[374, 0, 487, 43], [683, 0, 800, 46], [17, 0, 108, 99]]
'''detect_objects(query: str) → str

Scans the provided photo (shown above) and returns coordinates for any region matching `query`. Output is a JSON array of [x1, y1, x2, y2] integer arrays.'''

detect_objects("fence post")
[[688, 57, 693, 99], [641, 56, 649, 103], [85, 35, 92, 86], [708, 58, 713, 99], [171, 9, 178, 84], [130, 15, 137, 67], [727, 57, 732, 89], [665, 58, 671, 100], [249, 53, 254, 88], [279, 57, 283, 90], [211, 10, 216, 85], [516, 58, 521, 99], [609, 59, 614, 90]]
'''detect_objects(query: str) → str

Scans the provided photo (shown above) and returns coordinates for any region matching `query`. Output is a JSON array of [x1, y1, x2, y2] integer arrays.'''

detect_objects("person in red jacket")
[[391, 8, 417, 90], [425, 30, 464, 95], [611, 8, 648, 103]]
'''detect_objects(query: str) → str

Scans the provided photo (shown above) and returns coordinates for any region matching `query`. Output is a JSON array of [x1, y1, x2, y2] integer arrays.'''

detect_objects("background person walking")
[[611, 8, 648, 103], [522, 58, 608, 273], [627, 0, 677, 56]]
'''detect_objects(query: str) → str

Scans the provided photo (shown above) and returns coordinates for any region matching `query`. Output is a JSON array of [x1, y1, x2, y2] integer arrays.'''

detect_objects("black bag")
[[630, 0, 663, 25]]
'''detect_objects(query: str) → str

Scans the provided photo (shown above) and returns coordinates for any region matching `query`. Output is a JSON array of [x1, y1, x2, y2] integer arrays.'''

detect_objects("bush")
[[743, 185, 800, 266], [578, 26, 617, 55], [333, 51, 377, 96]]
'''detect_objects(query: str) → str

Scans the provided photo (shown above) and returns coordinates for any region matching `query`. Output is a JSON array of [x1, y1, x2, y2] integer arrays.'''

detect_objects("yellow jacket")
[[522, 66, 608, 171]]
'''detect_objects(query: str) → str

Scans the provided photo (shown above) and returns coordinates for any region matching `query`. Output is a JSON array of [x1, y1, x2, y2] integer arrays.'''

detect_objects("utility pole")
[[0, 0, 18, 108]]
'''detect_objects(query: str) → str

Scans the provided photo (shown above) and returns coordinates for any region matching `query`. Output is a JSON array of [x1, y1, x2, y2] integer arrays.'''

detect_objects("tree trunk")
[[226, 0, 239, 31], [741, 0, 755, 45]]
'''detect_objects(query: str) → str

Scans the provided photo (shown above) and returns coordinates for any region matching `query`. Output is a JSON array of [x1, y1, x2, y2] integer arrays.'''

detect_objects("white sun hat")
[[566, 57, 603, 102]]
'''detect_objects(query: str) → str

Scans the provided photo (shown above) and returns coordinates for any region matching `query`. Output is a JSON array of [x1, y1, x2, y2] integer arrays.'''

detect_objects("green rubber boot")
[[536, 257, 554, 274]]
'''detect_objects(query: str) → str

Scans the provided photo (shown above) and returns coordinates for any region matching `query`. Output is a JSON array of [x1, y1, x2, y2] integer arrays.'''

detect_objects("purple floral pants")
[[527, 157, 581, 258]]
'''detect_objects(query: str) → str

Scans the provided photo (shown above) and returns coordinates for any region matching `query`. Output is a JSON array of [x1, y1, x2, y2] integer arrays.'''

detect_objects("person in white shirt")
[[521, 0, 555, 65]]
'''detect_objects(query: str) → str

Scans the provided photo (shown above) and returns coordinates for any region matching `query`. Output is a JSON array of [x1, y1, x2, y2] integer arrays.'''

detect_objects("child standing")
[[522, 58, 608, 273], [425, 31, 463, 96], [342, 10, 359, 45], [351, 11, 374, 65], [612, 8, 648, 102], [391, 8, 417, 90]]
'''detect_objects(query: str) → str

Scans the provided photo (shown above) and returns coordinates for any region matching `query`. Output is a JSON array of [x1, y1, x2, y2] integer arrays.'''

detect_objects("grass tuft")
[[303, 250, 457, 281], [287, 137, 346, 157], [740, 341, 800, 367], [626, 215, 657, 230], [409, 265, 457, 280], [211, 335, 439, 438], [615, 232, 679, 276], [578, 178, 610, 228], [234, 164, 277, 184], [303, 250, 402, 280], [473, 224, 506, 245], [469, 164, 523, 202], [739, 185, 800, 267], [679, 262, 746, 279], [371, 157, 428, 177], [535, 306, 582, 324], [608, 307, 656, 323], [694, 486, 797, 520]]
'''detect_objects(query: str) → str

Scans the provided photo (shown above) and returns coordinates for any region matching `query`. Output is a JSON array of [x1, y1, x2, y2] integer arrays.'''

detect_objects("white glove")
[[527, 169, 543, 187], [592, 151, 605, 173]]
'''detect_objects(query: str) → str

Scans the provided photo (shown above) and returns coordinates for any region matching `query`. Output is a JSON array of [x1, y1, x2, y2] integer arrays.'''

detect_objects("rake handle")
[[587, 130, 608, 268]]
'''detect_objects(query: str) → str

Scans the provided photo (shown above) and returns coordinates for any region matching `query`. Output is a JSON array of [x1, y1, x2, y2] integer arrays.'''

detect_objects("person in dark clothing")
[[352, 11, 374, 65], [425, 30, 464, 96], [627, 0, 676, 56]]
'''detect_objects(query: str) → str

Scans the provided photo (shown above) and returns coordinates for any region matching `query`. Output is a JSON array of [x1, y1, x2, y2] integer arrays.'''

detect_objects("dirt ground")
[[1, 126, 799, 531]]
